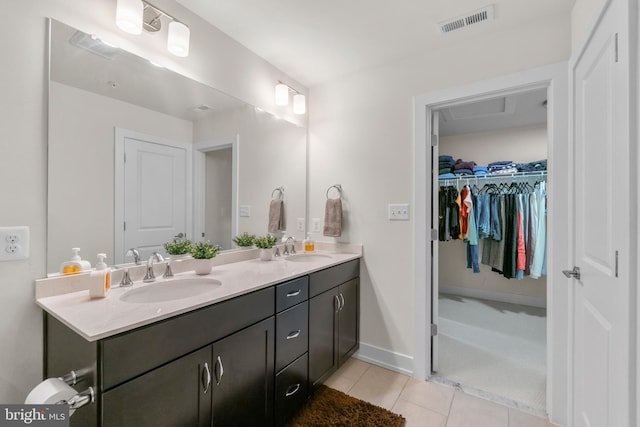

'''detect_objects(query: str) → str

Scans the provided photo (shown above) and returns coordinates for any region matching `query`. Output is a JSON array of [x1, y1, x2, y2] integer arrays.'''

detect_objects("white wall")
[[308, 14, 571, 364], [0, 0, 305, 403], [572, 0, 605, 50]]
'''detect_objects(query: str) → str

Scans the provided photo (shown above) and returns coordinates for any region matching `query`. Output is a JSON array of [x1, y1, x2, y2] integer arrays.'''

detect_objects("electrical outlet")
[[0, 226, 29, 261], [389, 203, 410, 220], [296, 218, 305, 232], [312, 218, 321, 232]]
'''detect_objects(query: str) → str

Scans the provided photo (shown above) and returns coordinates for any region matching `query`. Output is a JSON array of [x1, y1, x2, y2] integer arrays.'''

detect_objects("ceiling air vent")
[[439, 5, 495, 34]]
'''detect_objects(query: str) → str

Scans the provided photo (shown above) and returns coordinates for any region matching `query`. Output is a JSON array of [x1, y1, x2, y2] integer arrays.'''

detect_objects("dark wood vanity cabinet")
[[308, 259, 360, 389], [43, 258, 359, 427]]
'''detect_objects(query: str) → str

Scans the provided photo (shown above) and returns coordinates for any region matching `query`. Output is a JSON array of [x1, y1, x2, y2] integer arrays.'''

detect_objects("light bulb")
[[116, 0, 143, 35], [168, 21, 190, 57], [275, 84, 289, 106], [293, 94, 306, 114]]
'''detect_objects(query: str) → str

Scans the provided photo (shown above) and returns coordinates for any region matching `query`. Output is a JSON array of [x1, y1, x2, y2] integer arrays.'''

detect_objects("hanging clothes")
[[438, 175, 547, 280]]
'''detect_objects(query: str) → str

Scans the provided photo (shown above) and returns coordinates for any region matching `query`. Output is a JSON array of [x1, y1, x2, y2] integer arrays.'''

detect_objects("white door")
[[116, 132, 188, 263], [430, 111, 440, 372], [570, 0, 631, 425]]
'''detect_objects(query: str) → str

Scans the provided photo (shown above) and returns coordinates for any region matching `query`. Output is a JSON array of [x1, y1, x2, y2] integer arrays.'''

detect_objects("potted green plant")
[[164, 238, 193, 259], [253, 234, 278, 261], [233, 232, 255, 248], [189, 241, 220, 275]]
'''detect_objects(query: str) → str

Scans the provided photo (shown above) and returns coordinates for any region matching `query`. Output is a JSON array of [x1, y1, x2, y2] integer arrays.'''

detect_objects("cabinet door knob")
[[202, 362, 211, 394], [286, 330, 301, 340], [285, 383, 301, 397], [215, 356, 224, 386]]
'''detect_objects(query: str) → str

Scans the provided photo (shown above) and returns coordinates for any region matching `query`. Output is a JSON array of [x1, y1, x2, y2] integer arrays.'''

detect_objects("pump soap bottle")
[[303, 233, 315, 252], [60, 248, 92, 275]]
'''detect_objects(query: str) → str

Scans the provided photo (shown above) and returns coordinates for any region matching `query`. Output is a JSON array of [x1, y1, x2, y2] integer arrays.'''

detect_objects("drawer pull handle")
[[215, 356, 224, 386], [202, 362, 211, 394], [285, 383, 301, 397], [286, 330, 301, 340], [286, 290, 301, 297]]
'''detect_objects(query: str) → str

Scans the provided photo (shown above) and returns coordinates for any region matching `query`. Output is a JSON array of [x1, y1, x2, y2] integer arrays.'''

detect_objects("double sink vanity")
[[36, 246, 361, 426]]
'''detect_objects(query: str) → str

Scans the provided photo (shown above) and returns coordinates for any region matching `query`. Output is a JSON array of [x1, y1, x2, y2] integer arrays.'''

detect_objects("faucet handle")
[[119, 269, 133, 287], [163, 260, 174, 278], [126, 248, 140, 265]]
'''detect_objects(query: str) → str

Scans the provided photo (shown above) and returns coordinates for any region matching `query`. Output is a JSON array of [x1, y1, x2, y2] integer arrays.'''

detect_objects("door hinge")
[[615, 250, 619, 278], [430, 229, 438, 241], [124, 152, 127, 163], [431, 134, 439, 147], [430, 324, 438, 336], [123, 221, 126, 231], [614, 33, 619, 63]]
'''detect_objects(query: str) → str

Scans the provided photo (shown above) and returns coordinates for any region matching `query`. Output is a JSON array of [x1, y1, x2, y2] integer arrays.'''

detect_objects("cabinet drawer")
[[275, 276, 309, 312], [101, 287, 274, 390], [275, 353, 308, 426], [276, 301, 308, 372], [309, 259, 359, 297]]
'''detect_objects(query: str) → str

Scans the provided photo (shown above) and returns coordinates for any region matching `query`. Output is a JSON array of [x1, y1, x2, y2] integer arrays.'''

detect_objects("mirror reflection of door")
[[115, 128, 190, 264], [204, 148, 233, 249]]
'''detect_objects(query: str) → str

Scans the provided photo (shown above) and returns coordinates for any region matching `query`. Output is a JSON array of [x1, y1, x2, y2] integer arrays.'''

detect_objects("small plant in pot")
[[233, 232, 255, 248], [253, 234, 278, 261], [164, 238, 193, 258], [189, 241, 220, 275]]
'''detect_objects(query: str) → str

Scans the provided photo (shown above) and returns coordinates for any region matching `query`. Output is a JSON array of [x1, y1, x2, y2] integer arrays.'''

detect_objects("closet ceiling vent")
[[438, 5, 495, 34]]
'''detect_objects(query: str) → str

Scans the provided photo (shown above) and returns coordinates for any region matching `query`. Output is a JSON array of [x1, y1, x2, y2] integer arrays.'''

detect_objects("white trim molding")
[[354, 342, 414, 377]]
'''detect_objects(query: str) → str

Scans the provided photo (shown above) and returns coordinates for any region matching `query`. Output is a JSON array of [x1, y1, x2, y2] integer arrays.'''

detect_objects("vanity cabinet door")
[[102, 346, 212, 427], [308, 278, 359, 389], [211, 317, 275, 427], [337, 278, 359, 365]]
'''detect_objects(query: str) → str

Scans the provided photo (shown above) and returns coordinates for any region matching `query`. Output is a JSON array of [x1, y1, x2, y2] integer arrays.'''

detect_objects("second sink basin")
[[285, 253, 332, 262], [120, 278, 222, 303]]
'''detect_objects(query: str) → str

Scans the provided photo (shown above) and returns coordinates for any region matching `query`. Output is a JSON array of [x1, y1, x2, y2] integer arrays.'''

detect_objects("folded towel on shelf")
[[488, 160, 514, 167], [489, 167, 519, 175], [439, 155, 455, 163], [454, 160, 476, 170], [439, 167, 452, 175], [323, 198, 343, 237], [268, 199, 285, 233], [473, 165, 489, 172]]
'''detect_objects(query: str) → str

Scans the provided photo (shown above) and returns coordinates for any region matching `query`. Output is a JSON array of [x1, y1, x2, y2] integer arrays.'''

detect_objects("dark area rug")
[[288, 385, 406, 426]]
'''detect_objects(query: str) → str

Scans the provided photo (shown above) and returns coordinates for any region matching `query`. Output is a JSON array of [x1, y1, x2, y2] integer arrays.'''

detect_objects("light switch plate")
[[239, 205, 251, 217], [388, 204, 410, 221], [296, 218, 305, 232], [0, 226, 30, 261], [312, 218, 321, 232]]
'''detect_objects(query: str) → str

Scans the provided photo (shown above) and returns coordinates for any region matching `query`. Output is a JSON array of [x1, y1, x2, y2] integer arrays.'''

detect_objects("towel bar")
[[326, 184, 342, 199], [271, 187, 284, 200]]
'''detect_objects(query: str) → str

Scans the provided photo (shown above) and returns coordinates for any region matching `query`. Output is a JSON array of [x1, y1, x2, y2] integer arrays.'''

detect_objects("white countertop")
[[36, 250, 361, 342]]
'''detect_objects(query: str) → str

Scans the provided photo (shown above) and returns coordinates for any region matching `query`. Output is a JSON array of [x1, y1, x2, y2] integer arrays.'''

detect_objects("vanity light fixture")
[[115, 0, 190, 57], [274, 82, 306, 115]]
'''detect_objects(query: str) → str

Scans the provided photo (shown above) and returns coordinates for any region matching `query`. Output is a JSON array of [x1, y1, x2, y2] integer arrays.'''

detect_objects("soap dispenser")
[[303, 233, 315, 252], [95, 253, 108, 270], [60, 248, 92, 275]]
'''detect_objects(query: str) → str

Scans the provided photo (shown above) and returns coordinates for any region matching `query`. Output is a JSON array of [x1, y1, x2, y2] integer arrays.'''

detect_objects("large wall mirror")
[[47, 19, 307, 273]]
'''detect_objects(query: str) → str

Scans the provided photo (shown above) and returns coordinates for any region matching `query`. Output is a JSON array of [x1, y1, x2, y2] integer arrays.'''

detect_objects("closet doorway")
[[431, 89, 548, 413]]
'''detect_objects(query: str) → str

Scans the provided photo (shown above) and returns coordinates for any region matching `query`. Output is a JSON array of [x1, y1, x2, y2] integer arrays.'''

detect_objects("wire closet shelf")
[[438, 170, 547, 189]]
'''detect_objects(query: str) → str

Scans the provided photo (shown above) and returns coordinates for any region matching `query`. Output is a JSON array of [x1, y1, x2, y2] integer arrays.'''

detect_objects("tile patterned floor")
[[324, 358, 558, 427]]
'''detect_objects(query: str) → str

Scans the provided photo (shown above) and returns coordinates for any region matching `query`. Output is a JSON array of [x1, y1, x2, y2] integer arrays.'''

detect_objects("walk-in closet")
[[431, 88, 548, 414]]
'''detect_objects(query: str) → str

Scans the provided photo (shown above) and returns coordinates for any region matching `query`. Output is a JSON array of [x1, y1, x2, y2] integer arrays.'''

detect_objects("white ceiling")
[[177, 0, 575, 87]]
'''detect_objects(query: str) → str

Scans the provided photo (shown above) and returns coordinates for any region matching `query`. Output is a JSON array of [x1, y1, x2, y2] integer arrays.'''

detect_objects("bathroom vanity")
[[37, 252, 360, 426]]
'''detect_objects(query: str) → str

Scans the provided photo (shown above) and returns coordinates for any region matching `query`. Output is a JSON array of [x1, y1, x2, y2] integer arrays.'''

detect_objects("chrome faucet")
[[283, 237, 296, 255], [126, 248, 141, 265], [143, 252, 164, 282]]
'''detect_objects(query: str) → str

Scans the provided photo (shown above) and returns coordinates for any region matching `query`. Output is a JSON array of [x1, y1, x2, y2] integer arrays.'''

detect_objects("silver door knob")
[[562, 266, 581, 280]]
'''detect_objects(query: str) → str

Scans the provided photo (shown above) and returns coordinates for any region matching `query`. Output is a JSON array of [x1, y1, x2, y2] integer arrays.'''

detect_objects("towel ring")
[[271, 187, 284, 200], [326, 184, 342, 200]]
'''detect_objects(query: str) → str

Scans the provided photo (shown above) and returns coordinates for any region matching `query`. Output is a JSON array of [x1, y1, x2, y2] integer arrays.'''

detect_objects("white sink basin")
[[285, 253, 332, 262], [120, 278, 222, 303]]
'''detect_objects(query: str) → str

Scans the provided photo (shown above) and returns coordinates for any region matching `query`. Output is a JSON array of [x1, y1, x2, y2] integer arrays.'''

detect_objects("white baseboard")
[[353, 342, 414, 377], [440, 284, 546, 308]]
